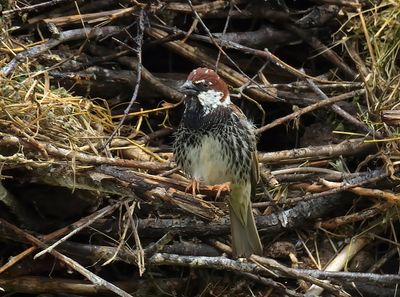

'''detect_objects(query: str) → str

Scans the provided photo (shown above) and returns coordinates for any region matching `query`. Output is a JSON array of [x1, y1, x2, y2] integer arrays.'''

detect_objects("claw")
[[210, 182, 231, 199], [185, 179, 201, 196]]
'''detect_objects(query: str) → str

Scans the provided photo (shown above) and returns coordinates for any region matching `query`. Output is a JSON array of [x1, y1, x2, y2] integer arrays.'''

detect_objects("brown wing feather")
[[251, 152, 260, 199], [228, 102, 262, 257], [230, 103, 260, 189]]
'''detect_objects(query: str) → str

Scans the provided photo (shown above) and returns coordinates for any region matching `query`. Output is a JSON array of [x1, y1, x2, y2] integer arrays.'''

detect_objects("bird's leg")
[[209, 182, 231, 199], [185, 179, 201, 197]]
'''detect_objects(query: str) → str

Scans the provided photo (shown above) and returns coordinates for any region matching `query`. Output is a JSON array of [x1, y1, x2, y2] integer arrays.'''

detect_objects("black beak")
[[180, 80, 197, 94]]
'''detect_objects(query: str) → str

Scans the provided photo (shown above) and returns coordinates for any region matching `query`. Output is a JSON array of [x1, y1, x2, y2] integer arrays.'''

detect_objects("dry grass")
[[331, 1, 400, 158], [0, 2, 399, 296], [0, 65, 114, 154], [348, 1, 399, 110]]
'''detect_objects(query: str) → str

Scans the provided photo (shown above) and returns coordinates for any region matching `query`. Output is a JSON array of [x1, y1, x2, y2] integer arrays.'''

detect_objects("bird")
[[173, 67, 263, 258]]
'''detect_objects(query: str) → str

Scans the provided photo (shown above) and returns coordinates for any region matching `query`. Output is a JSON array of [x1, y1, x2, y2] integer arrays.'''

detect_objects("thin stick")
[[2, 0, 73, 15], [284, 169, 389, 205], [186, 0, 277, 100], [125, 201, 145, 276], [149, 253, 349, 296], [34, 201, 123, 259], [0, 219, 133, 297], [305, 78, 372, 134], [258, 138, 373, 163], [102, 10, 145, 149], [0, 133, 172, 171], [0, 201, 127, 274], [0, 26, 122, 76], [256, 89, 365, 134]]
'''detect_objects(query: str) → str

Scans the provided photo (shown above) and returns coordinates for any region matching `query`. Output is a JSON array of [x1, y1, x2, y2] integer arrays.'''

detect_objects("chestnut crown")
[[180, 68, 231, 114], [188, 68, 228, 97]]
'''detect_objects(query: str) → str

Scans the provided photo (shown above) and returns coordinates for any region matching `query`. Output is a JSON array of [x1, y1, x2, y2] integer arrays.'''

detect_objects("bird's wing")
[[229, 103, 260, 199], [251, 151, 260, 200]]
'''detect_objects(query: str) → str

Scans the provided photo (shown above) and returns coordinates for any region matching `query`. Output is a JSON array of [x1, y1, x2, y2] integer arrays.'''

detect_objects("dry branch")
[[0, 134, 172, 171], [256, 89, 365, 134], [0, 276, 183, 295], [258, 138, 374, 163], [149, 253, 350, 297], [145, 27, 277, 102], [0, 219, 134, 297], [1, 26, 122, 76], [1, 1, 399, 296], [89, 195, 343, 238]]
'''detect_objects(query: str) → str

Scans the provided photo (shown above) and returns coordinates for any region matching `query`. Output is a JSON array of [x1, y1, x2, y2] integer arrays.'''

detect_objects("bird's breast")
[[186, 134, 233, 185], [174, 109, 254, 185]]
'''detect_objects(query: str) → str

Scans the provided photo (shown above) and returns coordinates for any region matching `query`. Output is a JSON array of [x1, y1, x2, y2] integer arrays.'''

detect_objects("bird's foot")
[[185, 179, 201, 197], [210, 182, 231, 199]]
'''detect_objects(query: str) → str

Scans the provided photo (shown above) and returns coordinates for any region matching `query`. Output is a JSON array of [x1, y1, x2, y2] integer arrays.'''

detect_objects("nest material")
[[0, 70, 113, 149], [0, 1, 399, 297]]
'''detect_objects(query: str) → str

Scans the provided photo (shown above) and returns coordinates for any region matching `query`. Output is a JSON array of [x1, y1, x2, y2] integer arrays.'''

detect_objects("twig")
[[0, 219, 134, 297], [34, 201, 124, 259], [0, 26, 122, 76], [306, 209, 397, 295], [285, 23, 358, 79], [272, 166, 343, 177], [103, 10, 144, 149], [0, 133, 172, 171], [149, 253, 350, 296], [2, 0, 74, 15], [240, 272, 305, 297], [145, 27, 277, 102], [283, 169, 391, 205], [56, 233, 174, 266], [308, 0, 361, 8], [143, 232, 174, 256], [166, 1, 228, 13], [152, 23, 336, 84], [21, 164, 223, 220], [215, 1, 232, 70], [368, 247, 398, 273], [187, 0, 276, 100], [0, 201, 125, 274], [256, 89, 366, 134], [124, 201, 145, 276], [258, 138, 374, 163], [42, 7, 136, 26], [88, 195, 343, 238], [305, 78, 373, 134], [320, 179, 399, 203], [301, 269, 400, 285], [318, 203, 388, 229], [0, 276, 184, 295]]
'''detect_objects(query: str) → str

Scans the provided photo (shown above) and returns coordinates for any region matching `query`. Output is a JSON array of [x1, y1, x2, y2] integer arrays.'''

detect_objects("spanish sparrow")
[[173, 68, 263, 257]]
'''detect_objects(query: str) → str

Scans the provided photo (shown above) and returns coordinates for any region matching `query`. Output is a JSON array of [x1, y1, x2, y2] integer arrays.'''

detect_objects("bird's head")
[[180, 68, 230, 113]]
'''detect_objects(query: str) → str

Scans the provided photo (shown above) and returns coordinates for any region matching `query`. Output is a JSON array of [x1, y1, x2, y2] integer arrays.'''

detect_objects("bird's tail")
[[229, 193, 262, 258]]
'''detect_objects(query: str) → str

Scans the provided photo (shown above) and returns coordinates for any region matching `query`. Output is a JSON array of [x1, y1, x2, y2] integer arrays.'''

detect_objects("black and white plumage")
[[173, 68, 263, 258]]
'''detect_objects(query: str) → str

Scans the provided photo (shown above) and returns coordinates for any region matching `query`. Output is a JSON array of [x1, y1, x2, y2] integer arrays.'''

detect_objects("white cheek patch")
[[198, 90, 231, 114]]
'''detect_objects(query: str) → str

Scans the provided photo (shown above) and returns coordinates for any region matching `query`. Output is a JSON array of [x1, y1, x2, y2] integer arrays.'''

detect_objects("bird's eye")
[[193, 80, 210, 89]]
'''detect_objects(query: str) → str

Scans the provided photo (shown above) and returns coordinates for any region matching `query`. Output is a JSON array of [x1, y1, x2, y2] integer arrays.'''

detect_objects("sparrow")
[[173, 67, 263, 257]]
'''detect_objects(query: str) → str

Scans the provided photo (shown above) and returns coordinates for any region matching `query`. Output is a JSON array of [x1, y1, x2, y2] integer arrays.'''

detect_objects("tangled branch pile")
[[0, 0, 399, 296]]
